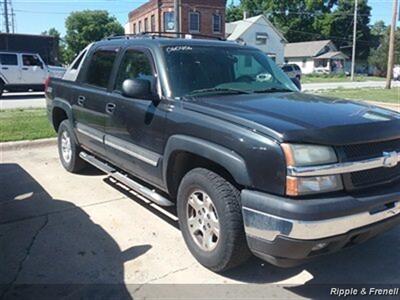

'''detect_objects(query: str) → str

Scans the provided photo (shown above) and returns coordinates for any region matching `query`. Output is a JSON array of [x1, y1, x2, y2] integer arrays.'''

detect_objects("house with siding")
[[284, 40, 349, 74], [226, 15, 287, 66]]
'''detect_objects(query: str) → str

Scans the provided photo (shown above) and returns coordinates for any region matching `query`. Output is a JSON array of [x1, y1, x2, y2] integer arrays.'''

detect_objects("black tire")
[[57, 120, 86, 173], [177, 168, 251, 272]]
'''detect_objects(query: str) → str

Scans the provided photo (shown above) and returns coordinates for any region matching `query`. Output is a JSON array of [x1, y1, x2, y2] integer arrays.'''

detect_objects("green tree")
[[64, 10, 124, 63], [325, 0, 372, 60], [368, 26, 400, 76], [226, 1, 243, 22], [42, 27, 66, 65]]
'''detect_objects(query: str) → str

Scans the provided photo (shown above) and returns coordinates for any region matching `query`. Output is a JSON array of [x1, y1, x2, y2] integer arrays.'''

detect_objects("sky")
[[3, 0, 399, 36]]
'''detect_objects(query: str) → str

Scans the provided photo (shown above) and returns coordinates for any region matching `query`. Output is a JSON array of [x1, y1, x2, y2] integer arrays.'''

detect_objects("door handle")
[[2, 67, 8, 70], [106, 103, 116, 114], [77, 96, 86, 106], [22, 67, 29, 71]]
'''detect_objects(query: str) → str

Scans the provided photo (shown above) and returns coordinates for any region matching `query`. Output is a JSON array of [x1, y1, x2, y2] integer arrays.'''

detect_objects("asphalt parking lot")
[[1, 144, 399, 299]]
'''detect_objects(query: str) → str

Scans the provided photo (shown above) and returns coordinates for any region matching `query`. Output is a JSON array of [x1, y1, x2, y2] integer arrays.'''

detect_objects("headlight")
[[282, 144, 343, 196], [281, 144, 337, 167]]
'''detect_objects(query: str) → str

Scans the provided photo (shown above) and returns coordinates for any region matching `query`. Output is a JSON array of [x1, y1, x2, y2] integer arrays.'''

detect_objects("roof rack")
[[104, 31, 226, 41]]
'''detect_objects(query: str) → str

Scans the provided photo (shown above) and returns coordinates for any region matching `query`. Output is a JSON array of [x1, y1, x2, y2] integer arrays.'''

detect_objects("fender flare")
[[163, 135, 252, 188]]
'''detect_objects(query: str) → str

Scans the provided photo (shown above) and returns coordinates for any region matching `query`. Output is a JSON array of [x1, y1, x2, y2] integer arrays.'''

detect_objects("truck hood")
[[183, 92, 400, 145]]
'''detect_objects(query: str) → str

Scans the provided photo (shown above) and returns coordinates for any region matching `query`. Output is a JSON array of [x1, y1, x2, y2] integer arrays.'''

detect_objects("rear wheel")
[[177, 168, 251, 272], [57, 120, 87, 173]]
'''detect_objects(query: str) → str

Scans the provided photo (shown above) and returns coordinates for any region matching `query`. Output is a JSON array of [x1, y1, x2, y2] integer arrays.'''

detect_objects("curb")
[[0, 138, 57, 152], [366, 101, 400, 112]]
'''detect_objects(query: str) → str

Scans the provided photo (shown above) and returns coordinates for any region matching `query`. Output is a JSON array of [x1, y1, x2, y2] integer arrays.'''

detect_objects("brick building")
[[125, 0, 227, 38]]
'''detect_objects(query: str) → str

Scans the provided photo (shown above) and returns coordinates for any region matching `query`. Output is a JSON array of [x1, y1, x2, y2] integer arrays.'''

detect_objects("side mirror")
[[291, 77, 302, 91], [122, 78, 152, 99]]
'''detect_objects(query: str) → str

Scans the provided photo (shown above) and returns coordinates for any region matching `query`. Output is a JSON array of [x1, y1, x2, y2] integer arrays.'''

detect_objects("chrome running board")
[[79, 152, 174, 207]]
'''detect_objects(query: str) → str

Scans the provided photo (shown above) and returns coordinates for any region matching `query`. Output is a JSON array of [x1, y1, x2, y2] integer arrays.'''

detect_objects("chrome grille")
[[339, 139, 400, 189]]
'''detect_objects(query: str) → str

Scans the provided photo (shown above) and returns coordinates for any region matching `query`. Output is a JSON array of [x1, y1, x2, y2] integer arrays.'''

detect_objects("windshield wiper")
[[187, 87, 252, 97], [253, 88, 294, 93]]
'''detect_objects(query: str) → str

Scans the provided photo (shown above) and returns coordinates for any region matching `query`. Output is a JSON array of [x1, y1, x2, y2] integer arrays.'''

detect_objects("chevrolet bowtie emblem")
[[383, 151, 399, 168]]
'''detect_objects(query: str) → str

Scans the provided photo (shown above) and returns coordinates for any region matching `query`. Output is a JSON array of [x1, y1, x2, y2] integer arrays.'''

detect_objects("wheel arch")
[[163, 135, 252, 198], [51, 98, 73, 132]]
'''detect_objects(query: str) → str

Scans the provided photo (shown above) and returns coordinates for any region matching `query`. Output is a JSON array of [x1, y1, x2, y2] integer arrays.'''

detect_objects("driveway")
[[1, 145, 399, 299]]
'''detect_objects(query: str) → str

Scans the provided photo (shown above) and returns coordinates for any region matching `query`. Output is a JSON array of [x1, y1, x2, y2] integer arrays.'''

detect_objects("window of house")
[[138, 21, 142, 33], [189, 12, 200, 32], [144, 18, 148, 32], [151, 15, 156, 32], [314, 59, 328, 68], [0, 53, 18, 65], [255, 33, 268, 45], [114, 50, 154, 96], [85, 48, 118, 88], [133, 23, 137, 34], [164, 12, 175, 32], [212, 14, 222, 33], [22, 54, 41, 67]]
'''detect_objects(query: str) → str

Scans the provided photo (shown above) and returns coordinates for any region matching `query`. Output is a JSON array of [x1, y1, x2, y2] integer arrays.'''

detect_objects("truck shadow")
[[0, 163, 150, 299], [103, 173, 399, 295]]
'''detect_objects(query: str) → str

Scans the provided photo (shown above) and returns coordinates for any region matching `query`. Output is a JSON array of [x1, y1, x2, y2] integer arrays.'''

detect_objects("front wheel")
[[177, 168, 251, 272], [57, 120, 87, 173]]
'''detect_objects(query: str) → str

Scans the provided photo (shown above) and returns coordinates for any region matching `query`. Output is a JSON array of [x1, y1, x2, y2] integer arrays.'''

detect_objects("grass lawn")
[[0, 109, 56, 142], [314, 87, 400, 104], [302, 75, 385, 84]]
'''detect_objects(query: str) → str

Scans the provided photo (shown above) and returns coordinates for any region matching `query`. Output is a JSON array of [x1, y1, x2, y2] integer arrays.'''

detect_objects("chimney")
[[243, 11, 248, 19]]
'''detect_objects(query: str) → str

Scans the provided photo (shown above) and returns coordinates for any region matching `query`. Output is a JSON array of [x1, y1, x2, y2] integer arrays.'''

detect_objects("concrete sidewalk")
[[1, 145, 399, 298]]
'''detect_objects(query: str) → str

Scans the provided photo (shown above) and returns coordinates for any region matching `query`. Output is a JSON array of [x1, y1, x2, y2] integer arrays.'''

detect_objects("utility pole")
[[3, 0, 10, 33], [174, 0, 180, 37], [351, 0, 358, 81], [385, 0, 398, 89]]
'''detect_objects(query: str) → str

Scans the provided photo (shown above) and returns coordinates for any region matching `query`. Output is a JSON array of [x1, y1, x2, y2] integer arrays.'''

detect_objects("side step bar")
[[79, 152, 174, 207]]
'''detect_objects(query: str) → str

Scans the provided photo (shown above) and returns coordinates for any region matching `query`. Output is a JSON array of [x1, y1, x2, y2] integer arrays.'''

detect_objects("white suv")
[[0, 52, 51, 97]]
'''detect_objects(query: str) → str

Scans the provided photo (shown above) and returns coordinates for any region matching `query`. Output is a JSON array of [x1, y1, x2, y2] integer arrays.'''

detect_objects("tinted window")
[[213, 14, 221, 33], [189, 12, 200, 32], [22, 54, 41, 66], [164, 12, 175, 31], [282, 66, 292, 72], [163, 46, 297, 98], [293, 65, 300, 71], [0, 54, 18, 66], [86, 48, 118, 88], [115, 50, 154, 92]]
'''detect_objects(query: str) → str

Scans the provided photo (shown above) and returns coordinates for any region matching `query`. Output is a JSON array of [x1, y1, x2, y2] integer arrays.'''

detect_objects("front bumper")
[[241, 185, 400, 267]]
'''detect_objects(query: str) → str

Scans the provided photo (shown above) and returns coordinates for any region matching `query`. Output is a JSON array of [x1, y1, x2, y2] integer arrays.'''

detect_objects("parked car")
[[46, 36, 400, 272], [282, 64, 302, 89], [0, 51, 65, 97]]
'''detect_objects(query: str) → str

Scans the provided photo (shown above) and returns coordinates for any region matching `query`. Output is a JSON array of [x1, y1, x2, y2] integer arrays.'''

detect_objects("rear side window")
[[85, 48, 118, 88], [0, 54, 18, 66], [293, 65, 300, 71], [114, 50, 154, 92]]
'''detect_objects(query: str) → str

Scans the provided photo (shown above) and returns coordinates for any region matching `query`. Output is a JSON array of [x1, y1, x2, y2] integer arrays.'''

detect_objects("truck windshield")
[[162, 45, 298, 98]]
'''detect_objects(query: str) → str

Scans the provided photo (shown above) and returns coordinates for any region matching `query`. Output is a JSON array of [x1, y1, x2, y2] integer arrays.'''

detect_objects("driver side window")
[[115, 50, 154, 92]]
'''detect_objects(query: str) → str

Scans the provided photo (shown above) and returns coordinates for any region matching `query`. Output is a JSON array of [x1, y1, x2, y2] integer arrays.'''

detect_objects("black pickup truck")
[[46, 35, 400, 272]]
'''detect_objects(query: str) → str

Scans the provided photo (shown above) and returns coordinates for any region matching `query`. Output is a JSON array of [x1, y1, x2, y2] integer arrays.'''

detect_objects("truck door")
[[20, 54, 47, 85], [73, 46, 120, 158], [104, 48, 167, 187], [0, 53, 21, 84]]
